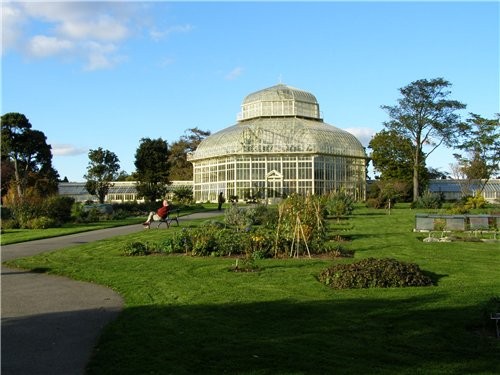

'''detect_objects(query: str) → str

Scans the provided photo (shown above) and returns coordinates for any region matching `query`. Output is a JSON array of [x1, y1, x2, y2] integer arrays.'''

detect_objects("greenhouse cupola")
[[188, 84, 367, 203], [239, 84, 321, 121]]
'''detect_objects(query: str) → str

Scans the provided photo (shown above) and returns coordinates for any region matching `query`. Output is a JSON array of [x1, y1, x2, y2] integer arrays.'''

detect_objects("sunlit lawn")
[[5, 206, 500, 374], [0, 218, 143, 246]]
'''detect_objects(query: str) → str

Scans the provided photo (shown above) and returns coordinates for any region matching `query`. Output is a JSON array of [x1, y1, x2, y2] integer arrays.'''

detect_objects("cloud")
[[28, 35, 74, 58], [56, 14, 129, 41], [150, 24, 194, 41], [83, 41, 124, 71], [225, 67, 244, 80], [52, 144, 88, 156], [342, 127, 376, 146], [2, 3, 27, 52], [3, 2, 141, 70]]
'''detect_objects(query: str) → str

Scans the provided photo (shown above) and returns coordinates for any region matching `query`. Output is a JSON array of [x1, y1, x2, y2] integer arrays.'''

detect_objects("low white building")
[[428, 179, 500, 203], [58, 181, 193, 203]]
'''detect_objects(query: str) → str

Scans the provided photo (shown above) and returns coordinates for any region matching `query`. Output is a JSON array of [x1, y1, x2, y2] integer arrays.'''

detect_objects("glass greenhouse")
[[188, 84, 368, 202]]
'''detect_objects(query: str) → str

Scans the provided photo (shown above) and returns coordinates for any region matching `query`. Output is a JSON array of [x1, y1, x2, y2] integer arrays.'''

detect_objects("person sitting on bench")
[[143, 199, 170, 228]]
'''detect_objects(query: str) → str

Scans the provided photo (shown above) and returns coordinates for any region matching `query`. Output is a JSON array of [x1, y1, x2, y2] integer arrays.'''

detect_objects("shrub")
[[161, 229, 192, 254], [412, 191, 443, 209], [1, 219, 20, 229], [448, 203, 469, 215], [123, 241, 163, 256], [43, 196, 75, 224], [465, 194, 487, 210], [326, 190, 354, 221], [318, 258, 433, 289], [171, 186, 194, 205], [365, 197, 386, 209], [74, 206, 102, 223], [1, 206, 12, 220], [25, 216, 58, 229], [215, 229, 249, 256], [224, 204, 250, 230], [4, 190, 44, 228], [190, 223, 221, 256], [275, 194, 327, 257], [245, 204, 272, 225]]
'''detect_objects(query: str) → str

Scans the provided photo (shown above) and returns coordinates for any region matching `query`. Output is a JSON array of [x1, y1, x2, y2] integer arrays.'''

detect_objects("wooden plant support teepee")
[[290, 215, 311, 258]]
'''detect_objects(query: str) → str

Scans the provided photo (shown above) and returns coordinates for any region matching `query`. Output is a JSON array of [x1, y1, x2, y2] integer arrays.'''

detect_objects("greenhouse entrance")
[[266, 170, 282, 199]]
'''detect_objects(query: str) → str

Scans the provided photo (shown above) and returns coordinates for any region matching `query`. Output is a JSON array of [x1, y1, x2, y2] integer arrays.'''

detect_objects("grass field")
[[5, 206, 500, 374], [0, 218, 144, 246]]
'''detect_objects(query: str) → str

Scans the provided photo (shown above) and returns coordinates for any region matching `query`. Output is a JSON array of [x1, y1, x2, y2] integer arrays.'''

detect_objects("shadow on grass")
[[87, 295, 500, 375]]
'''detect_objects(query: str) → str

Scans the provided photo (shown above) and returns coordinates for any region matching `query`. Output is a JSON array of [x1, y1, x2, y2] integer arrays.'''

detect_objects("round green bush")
[[318, 258, 433, 289], [26, 216, 57, 229]]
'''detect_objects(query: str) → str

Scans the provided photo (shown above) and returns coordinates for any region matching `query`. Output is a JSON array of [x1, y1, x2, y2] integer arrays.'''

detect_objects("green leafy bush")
[[245, 204, 274, 226], [465, 194, 487, 210], [74, 207, 102, 223], [275, 194, 327, 257], [215, 229, 249, 256], [326, 190, 354, 220], [224, 204, 250, 230], [1, 219, 20, 229], [123, 241, 163, 256], [365, 197, 386, 209], [318, 258, 433, 289], [171, 186, 194, 204], [161, 229, 192, 254], [42, 196, 74, 224], [190, 223, 221, 256], [411, 191, 443, 209], [25, 216, 57, 229]]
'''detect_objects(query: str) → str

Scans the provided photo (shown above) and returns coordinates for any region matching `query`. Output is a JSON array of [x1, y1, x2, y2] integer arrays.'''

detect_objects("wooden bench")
[[149, 209, 180, 228]]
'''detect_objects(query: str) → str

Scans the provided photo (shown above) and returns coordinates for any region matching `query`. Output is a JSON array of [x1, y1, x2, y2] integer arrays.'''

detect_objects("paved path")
[[1, 210, 222, 375]]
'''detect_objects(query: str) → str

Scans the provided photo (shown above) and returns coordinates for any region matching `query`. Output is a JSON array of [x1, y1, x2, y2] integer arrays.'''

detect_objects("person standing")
[[217, 192, 225, 211]]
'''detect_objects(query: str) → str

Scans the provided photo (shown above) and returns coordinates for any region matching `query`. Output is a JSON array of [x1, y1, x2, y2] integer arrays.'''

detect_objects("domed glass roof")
[[239, 84, 321, 121], [190, 84, 366, 161]]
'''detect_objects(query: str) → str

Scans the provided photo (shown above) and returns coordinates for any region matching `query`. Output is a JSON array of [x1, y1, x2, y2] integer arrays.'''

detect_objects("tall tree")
[[368, 130, 428, 201], [84, 148, 120, 203], [134, 137, 170, 202], [1, 112, 59, 198], [381, 78, 466, 201], [454, 113, 500, 193], [369, 130, 416, 182], [168, 127, 211, 180]]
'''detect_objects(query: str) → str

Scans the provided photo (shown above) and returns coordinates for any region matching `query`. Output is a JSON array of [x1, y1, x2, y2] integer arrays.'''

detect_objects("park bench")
[[146, 209, 180, 229]]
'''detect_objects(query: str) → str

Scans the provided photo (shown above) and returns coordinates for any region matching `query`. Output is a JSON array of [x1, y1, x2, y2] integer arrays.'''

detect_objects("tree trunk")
[[413, 142, 420, 202], [13, 157, 22, 198]]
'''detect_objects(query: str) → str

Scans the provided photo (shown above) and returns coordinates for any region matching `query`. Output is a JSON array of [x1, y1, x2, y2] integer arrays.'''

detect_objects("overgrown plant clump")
[[275, 194, 327, 257], [2, 188, 75, 229], [318, 258, 433, 289]]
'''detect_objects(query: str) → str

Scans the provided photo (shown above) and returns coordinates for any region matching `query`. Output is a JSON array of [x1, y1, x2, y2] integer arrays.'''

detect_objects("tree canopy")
[[168, 127, 210, 180], [368, 129, 429, 202], [1, 112, 59, 199], [381, 78, 466, 201], [134, 137, 170, 202], [453, 113, 500, 193], [84, 147, 120, 203]]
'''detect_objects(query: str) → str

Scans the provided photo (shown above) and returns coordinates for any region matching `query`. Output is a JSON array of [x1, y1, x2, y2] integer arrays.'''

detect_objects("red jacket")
[[157, 205, 169, 219]]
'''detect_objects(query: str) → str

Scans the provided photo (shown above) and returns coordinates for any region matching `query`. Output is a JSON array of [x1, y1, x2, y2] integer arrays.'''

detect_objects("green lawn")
[[0, 218, 143, 246], [5, 206, 500, 374]]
